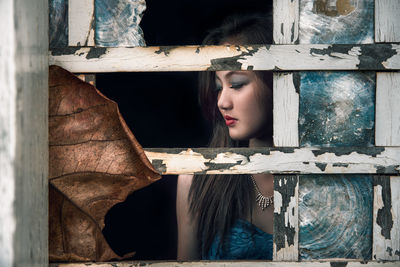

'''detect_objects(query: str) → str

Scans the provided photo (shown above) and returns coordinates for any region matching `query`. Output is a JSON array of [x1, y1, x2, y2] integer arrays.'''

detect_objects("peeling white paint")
[[0, 1, 16, 265], [54, 262, 400, 267], [373, 177, 400, 260], [382, 44, 400, 69], [145, 149, 209, 174], [69, 0, 95, 46], [273, 73, 299, 147], [145, 147, 400, 174], [210, 152, 248, 164], [274, 191, 283, 214], [49, 44, 400, 73]]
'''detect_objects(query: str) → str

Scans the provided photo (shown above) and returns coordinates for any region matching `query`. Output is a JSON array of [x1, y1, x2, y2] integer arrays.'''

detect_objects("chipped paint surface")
[[144, 149, 208, 174], [144, 147, 400, 175], [273, 0, 299, 44], [48, 44, 400, 72], [69, 0, 95, 46], [274, 175, 298, 261], [53, 261, 400, 266], [373, 176, 400, 260], [273, 72, 299, 147]]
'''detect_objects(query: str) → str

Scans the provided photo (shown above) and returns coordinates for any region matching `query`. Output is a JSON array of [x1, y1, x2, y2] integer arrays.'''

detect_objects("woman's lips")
[[224, 115, 237, 126]]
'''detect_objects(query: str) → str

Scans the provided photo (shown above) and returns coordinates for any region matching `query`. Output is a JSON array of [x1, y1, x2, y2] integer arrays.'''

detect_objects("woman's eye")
[[230, 82, 247, 89]]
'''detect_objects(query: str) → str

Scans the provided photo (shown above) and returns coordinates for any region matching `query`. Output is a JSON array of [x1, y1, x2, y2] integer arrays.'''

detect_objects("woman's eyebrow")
[[223, 71, 248, 79]]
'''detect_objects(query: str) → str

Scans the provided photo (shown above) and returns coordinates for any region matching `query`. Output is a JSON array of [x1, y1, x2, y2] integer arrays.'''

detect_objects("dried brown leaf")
[[48, 65, 161, 262]]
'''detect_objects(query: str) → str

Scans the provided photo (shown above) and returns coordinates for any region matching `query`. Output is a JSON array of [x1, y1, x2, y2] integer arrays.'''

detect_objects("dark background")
[[99, 0, 272, 260]]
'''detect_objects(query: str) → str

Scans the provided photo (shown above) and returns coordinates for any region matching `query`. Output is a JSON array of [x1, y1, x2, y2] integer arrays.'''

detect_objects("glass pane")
[[299, 71, 375, 147], [49, 0, 68, 48], [300, 0, 374, 44], [299, 175, 373, 260], [95, 0, 146, 47]]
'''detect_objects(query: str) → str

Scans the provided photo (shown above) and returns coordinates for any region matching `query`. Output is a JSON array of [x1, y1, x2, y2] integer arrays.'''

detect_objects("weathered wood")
[[273, 0, 299, 44], [51, 261, 400, 266], [69, 0, 95, 46], [272, 0, 299, 149], [0, 0, 48, 266], [274, 175, 298, 261], [49, 44, 400, 72], [375, 0, 400, 43], [273, 73, 299, 147], [376, 72, 400, 146], [143, 147, 400, 175], [373, 176, 400, 260]]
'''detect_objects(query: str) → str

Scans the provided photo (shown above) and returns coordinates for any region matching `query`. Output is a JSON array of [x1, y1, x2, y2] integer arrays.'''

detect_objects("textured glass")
[[299, 71, 375, 147], [300, 0, 374, 44], [95, 0, 146, 47], [299, 175, 372, 260], [49, 0, 68, 48]]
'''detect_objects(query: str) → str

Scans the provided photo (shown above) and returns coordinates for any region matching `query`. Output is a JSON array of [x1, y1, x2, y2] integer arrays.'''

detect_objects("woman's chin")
[[228, 131, 249, 141]]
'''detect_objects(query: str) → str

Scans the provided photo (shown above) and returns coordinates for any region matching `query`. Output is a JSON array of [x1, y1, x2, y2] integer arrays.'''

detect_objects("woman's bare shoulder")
[[177, 174, 194, 189]]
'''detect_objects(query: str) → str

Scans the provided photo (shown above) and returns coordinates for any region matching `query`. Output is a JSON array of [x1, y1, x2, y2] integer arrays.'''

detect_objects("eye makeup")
[[215, 74, 250, 91]]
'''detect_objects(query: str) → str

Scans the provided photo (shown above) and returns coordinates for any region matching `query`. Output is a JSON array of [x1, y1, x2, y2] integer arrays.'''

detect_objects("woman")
[[176, 13, 273, 260]]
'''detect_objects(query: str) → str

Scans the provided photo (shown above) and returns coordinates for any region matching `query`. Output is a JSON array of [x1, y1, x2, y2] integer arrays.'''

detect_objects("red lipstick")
[[224, 115, 237, 126]]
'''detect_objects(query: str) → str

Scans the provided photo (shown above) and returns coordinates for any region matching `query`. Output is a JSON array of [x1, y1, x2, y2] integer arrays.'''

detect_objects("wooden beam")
[[142, 147, 400, 175], [273, 73, 299, 147], [273, 175, 299, 261], [68, 0, 95, 46], [51, 261, 400, 266], [273, 0, 299, 44], [376, 72, 400, 146], [272, 0, 299, 148], [0, 0, 48, 266], [375, 0, 400, 43], [373, 176, 400, 260], [49, 44, 400, 72]]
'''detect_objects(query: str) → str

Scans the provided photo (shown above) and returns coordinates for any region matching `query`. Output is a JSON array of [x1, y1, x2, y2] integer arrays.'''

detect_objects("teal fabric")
[[204, 219, 273, 260]]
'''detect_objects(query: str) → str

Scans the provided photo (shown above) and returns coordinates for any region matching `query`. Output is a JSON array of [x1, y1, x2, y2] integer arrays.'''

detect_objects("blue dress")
[[204, 219, 273, 260]]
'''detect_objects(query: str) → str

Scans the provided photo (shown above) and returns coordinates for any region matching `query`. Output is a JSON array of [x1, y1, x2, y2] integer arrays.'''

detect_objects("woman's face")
[[215, 70, 272, 141]]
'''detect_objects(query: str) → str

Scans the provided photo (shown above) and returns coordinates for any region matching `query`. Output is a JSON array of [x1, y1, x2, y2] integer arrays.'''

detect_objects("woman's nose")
[[217, 87, 233, 110]]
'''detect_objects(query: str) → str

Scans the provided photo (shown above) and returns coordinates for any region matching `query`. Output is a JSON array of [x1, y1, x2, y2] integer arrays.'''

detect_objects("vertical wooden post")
[[273, 0, 299, 148], [272, 0, 299, 262], [375, 0, 400, 43], [273, 175, 299, 261], [0, 0, 48, 266], [373, 176, 400, 260], [376, 72, 400, 146], [69, 0, 95, 46]]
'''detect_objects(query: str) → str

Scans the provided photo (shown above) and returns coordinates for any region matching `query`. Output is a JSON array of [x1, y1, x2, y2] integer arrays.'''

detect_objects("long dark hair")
[[188, 13, 273, 257]]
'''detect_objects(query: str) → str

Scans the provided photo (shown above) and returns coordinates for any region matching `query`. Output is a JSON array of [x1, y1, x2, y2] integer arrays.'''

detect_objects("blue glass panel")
[[49, 0, 68, 48], [299, 175, 372, 260], [300, 0, 374, 44], [95, 0, 146, 47], [299, 71, 375, 147]]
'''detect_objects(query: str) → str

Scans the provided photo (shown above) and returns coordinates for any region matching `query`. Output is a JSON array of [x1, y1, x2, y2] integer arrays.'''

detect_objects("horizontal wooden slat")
[[144, 147, 400, 175], [49, 44, 400, 72], [51, 261, 400, 267]]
